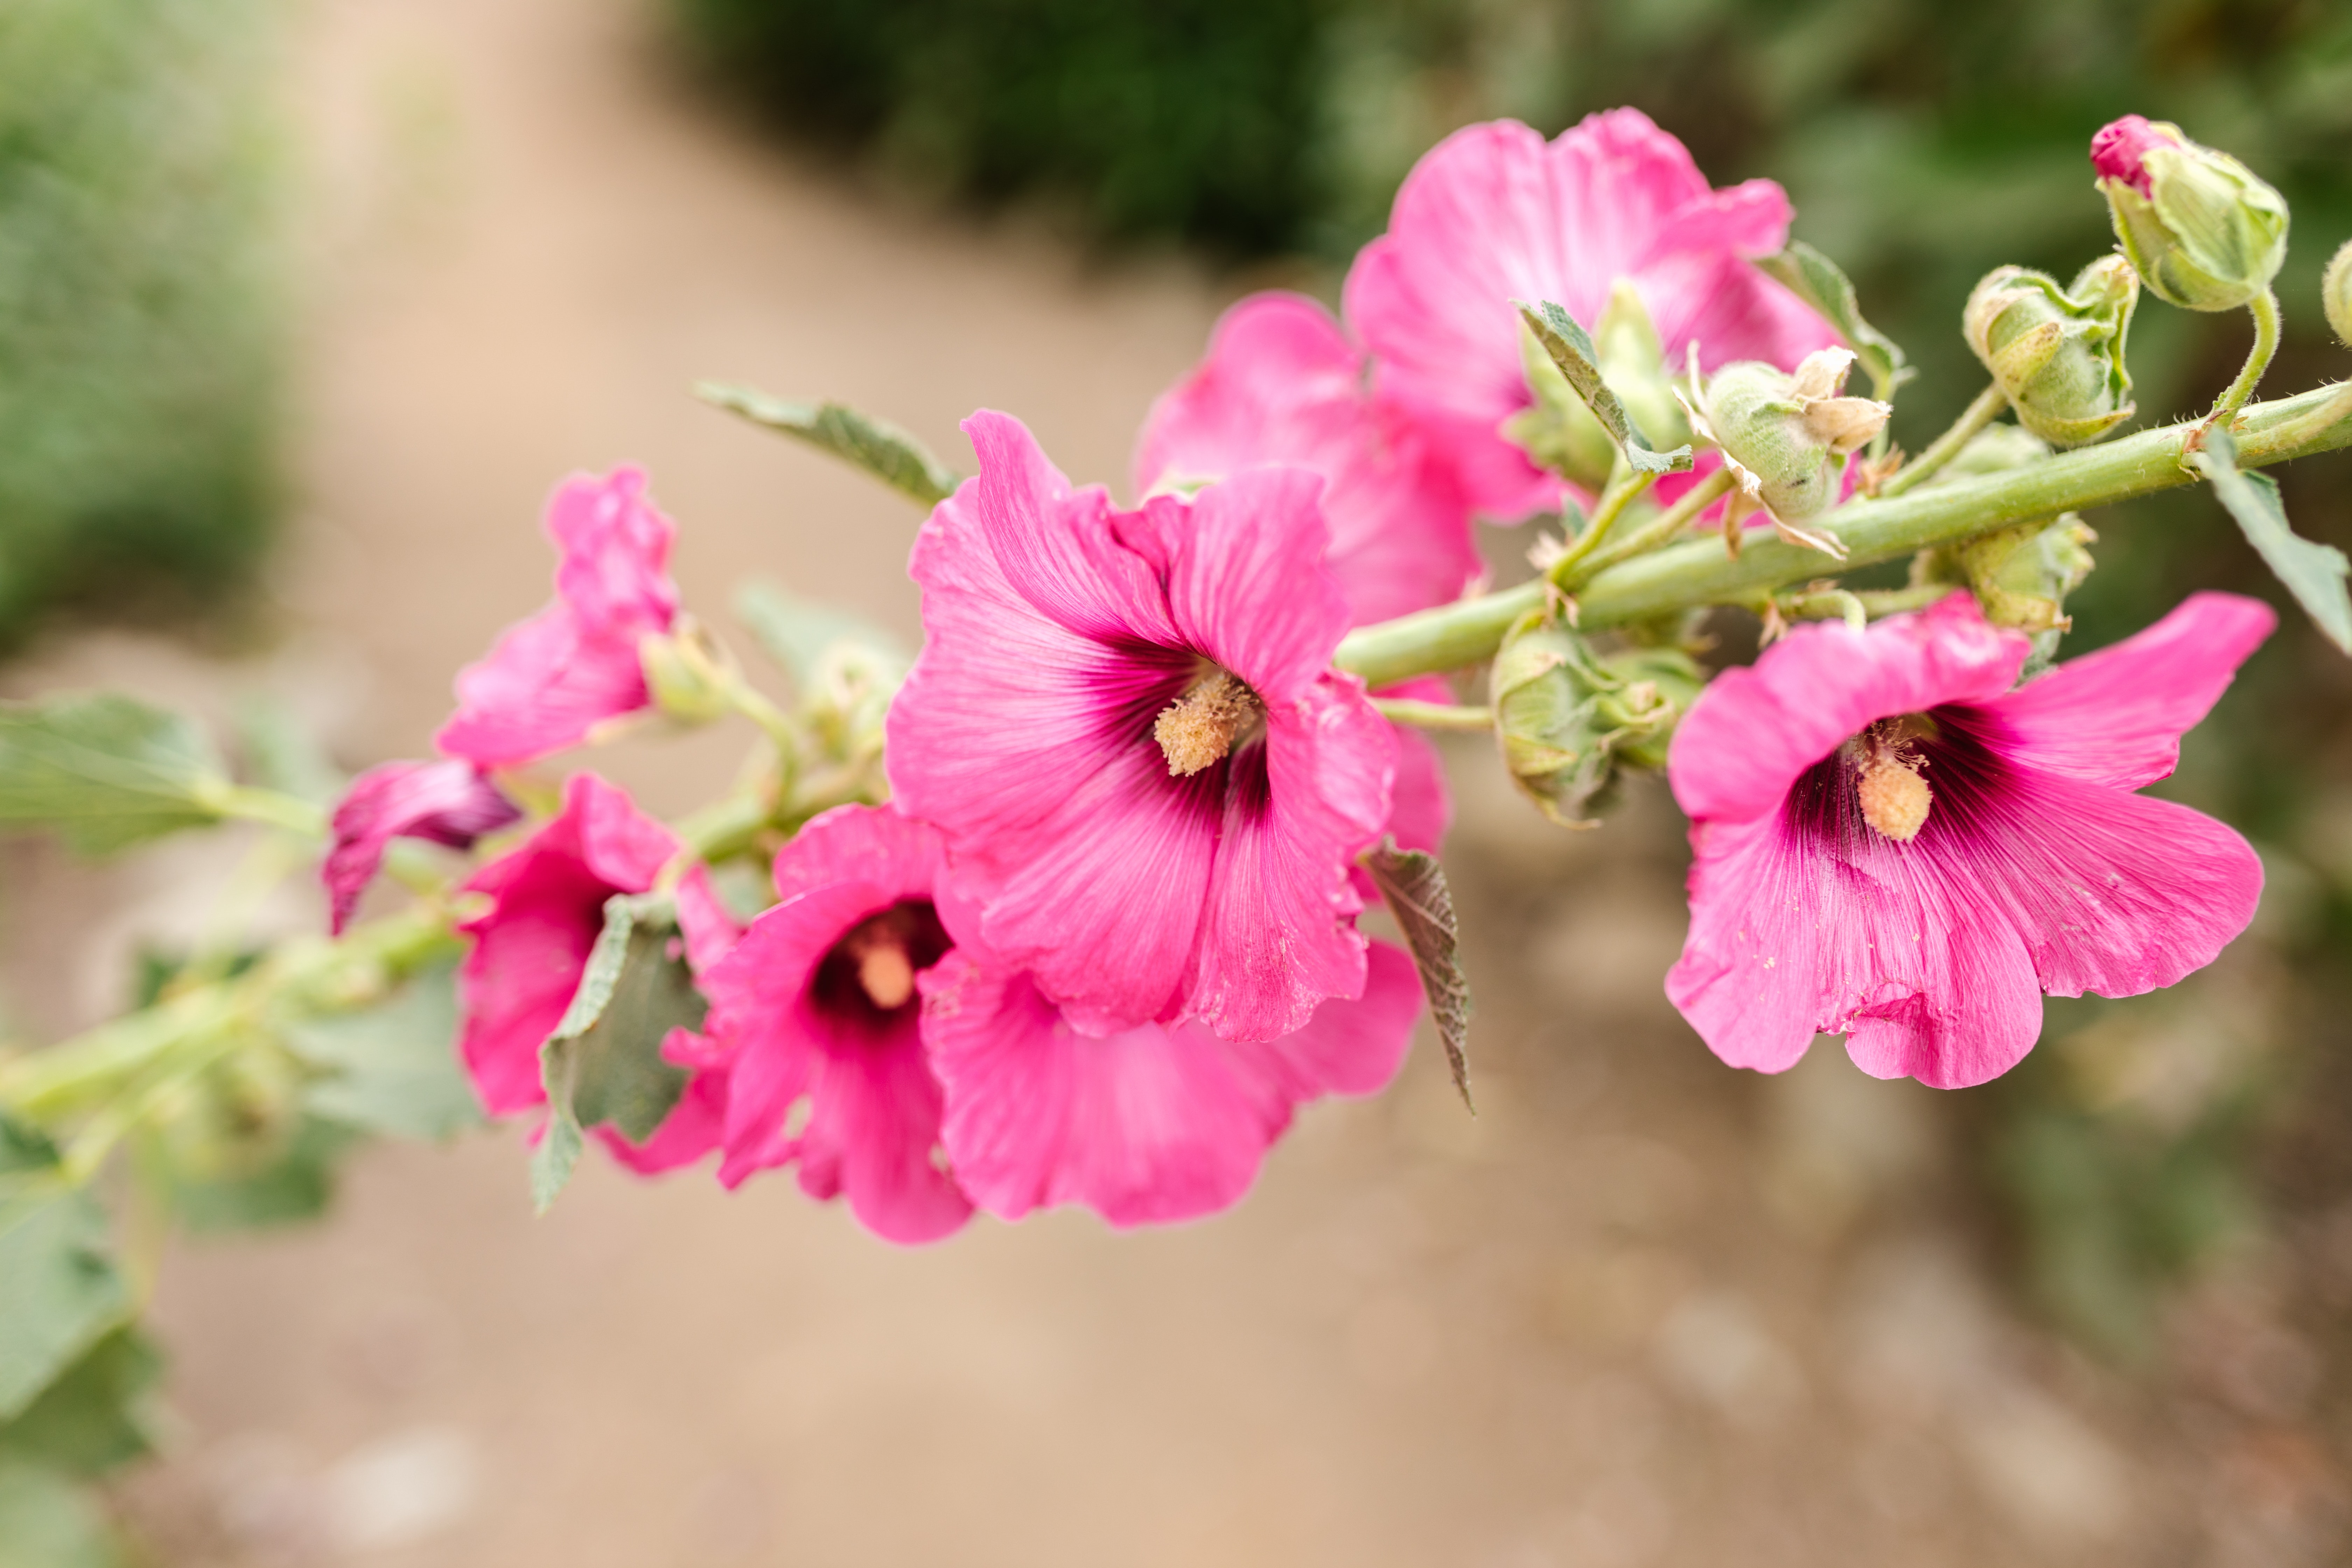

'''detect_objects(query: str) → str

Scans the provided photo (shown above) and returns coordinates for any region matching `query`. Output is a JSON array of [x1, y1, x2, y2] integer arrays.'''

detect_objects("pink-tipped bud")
[[2090, 115, 2288, 312], [2089, 115, 2174, 196]]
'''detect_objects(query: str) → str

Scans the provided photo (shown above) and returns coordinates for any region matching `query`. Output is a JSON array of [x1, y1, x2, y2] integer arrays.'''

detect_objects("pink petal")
[[671, 865, 744, 976], [545, 466, 679, 631], [2090, 115, 2170, 195], [790, 1020, 971, 1244], [1160, 463, 1354, 702], [323, 760, 519, 935], [1985, 592, 2276, 790]]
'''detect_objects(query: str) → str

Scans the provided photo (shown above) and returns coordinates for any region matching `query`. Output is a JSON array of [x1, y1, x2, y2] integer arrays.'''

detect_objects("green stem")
[[202, 782, 329, 838], [1370, 698, 1493, 732], [1777, 587, 1867, 632], [1878, 380, 2008, 499], [1333, 384, 2352, 690], [2211, 288, 2281, 423], [1566, 468, 1735, 585], [1545, 469, 1654, 581]]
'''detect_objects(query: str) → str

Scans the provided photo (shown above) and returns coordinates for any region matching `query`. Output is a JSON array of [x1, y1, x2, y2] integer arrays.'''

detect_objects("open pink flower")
[[887, 411, 1394, 1042], [1134, 292, 1479, 626], [456, 771, 726, 1172], [1665, 592, 2272, 1089], [918, 940, 1421, 1228], [436, 467, 680, 766], [1344, 111, 1839, 521], [695, 804, 973, 1244], [323, 759, 520, 935]]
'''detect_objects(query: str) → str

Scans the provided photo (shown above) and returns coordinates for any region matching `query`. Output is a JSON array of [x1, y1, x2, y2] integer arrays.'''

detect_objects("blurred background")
[[5, 0, 2352, 1561]]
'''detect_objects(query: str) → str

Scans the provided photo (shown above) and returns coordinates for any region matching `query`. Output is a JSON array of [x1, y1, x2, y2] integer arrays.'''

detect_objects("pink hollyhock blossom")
[[1134, 292, 1480, 626], [436, 467, 680, 767], [918, 940, 1421, 1227], [323, 759, 520, 935], [2089, 114, 2171, 196], [1344, 110, 1840, 521], [1665, 592, 2272, 1090], [456, 771, 726, 1173], [888, 411, 1394, 1042], [695, 804, 973, 1245]]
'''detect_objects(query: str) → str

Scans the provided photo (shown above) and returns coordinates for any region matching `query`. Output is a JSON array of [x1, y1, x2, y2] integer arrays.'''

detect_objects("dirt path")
[[5, 1, 2311, 1563]]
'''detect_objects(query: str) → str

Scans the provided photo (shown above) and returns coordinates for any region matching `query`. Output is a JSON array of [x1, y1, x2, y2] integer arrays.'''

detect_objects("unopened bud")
[[1694, 348, 1889, 522], [1963, 258, 2138, 447], [1503, 282, 1691, 493], [2325, 238, 2352, 350], [639, 615, 736, 725], [2092, 115, 2288, 312], [1490, 620, 1702, 826]]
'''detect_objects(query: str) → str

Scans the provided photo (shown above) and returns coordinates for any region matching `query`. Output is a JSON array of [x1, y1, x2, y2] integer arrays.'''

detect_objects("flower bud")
[[1504, 283, 1691, 493], [2325, 238, 2352, 350], [1963, 258, 2138, 447], [1491, 619, 1702, 826], [1694, 348, 1889, 522], [639, 615, 736, 725], [2091, 115, 2288, 312]]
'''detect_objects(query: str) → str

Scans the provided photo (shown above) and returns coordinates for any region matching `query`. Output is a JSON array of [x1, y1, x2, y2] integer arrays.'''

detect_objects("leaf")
[[0, 1460, 124, 1568], [1757, 242, 1912, 397], [531, 896, 702, 1213], [2192, 428, 2352, 653], [0, 1187, 131, 1421], [733, 579, 910, 686], [1514, 301, 1695, 476], [0, 1328, 162, 1479], [290, 964, 482, 1142], [0, 693, 231, 855], [696, 382, 961, 505], [159, 1115, 358, 1234], [1362, 837, 1474, 1112]]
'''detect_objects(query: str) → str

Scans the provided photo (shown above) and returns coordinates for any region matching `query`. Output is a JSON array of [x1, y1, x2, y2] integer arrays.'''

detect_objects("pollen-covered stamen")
[[1850, 717, 1933, 841], [838, 913, 919, 1009], [1154, 668, 1262, 776]]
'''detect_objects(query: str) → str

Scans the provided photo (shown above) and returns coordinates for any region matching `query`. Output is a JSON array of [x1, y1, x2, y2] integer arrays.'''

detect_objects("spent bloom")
[[694, 804, 974, 1245], [456, 772, 729, 1172], [1134, 291, 1480, 626], [437, 467, 681, 766], [888, 411, 1394, 1042], [2090, 115, 2288, 312], [1687, 346, 1888, 548], [1963, 258, 2139, 448], [1345, 110, 1840, 520], [1666, 592, 2270, 1089], [322, 759, 520, 935]]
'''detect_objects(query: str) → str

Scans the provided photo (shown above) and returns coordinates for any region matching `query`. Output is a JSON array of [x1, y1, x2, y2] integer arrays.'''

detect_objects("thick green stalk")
[[1335, 385, 2352, 689]]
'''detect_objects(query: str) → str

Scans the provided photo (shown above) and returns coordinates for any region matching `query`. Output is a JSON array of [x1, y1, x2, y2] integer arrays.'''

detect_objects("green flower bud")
[[639, 615, 736, 726], [2324, 238, 2352, 350], [1490, 618, 1703, 826], [1503, 282, 1692, 493], [1962, 258, 2138, 448], [2092, 116, 2288, 312], [1692, 348, 1889, 522]]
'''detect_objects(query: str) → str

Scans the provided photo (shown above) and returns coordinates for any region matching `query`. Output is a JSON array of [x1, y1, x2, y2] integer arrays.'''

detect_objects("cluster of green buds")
[[1490, 615, 1704, 825], [1963, 257, 2138, 447], [2091, 115, 2288, 313], [1684, 346, 1889, 547]]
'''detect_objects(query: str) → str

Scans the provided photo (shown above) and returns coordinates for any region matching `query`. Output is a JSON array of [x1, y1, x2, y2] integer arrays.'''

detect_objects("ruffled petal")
[[323, 760, 519, 935], [544, 466, 679, 631], [791, 1021, 971, 1244], [1985, 591, 2276, 789], [1244, 938, 1422, 1100], [1160, 464, 1352, 702]]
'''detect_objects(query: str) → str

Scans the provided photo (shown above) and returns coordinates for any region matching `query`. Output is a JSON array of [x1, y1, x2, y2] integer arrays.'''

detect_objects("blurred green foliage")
[[0, 0, 284, 644]]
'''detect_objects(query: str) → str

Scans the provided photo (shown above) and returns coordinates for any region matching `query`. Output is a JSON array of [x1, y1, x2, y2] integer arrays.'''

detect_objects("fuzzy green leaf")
[[0, 693, 230, 854], [734, 579, 910, 686], [0, 1460, 124, 1568], [159, 1115, 358, 1234], [290, 965, 480, 1142], [697, 382, 960, 505], [1514, 300, 1694, 477], [1757, 242, 1912, 397], [1362, 838, 1473, 1111], [0, 1328, 161, 1479], [0, 1186, 131, 1421], [2193, 428, 2352, 653]]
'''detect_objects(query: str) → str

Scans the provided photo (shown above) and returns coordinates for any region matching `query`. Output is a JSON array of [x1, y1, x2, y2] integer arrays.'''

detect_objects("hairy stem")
[[1545, 469, 1654, 580], [1370, 698, 1494, 732], [1334, 384, 2352, 689], [1878, 380, 2008, 499], [2211, 288, 2282, 424], [1564, 468, 1735, 586]]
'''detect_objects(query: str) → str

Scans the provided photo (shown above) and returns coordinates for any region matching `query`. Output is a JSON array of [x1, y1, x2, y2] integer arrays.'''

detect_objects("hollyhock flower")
[[1665, 592, 2272, 1089], [1344, 110, 1840, 521], [456, 771, 726, 1172], [323, 759, 520, 935], [436, 467, 680, 766], [918, 940, 1422, 1227], [887, 411, 1394, 1042], [1134, 292, 1480, 626], [695, 804, 973, 1244]]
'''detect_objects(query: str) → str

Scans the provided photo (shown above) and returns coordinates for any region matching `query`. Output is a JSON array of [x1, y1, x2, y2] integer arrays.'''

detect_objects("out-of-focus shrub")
[[0, 0, 284, 644]]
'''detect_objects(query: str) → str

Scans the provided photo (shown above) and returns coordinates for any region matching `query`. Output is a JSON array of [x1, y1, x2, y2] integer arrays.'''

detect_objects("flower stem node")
[[1965, 258, 2139, 447], [2092, 115, 2288, 313], [1154, 668, 1263, 776], [1690, 348, 1890, 526], [1490, 616, 1702, 826]]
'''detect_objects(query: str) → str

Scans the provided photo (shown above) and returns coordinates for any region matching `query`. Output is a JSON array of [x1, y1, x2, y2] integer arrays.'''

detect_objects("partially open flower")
[[323, 759, 521, 934], [1964, 258, 2138, 447], [1491, 619, 1703, 826], [2092, 115, 2288, 312], [1687, 347, 1888, 548]]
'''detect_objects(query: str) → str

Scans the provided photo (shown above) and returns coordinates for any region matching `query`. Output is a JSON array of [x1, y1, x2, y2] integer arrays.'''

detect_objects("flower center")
[[814, 900, 953, 1030], [1154, 668, 1262, 776], [1850, 717, 1933, 842]]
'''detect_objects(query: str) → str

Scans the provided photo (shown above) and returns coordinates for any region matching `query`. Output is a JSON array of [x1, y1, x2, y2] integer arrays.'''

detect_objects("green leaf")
[[0, 1329, 161, 1479], [1362, 837, 1474, 1112], [531, 896, 702, 1213], [2192, 428, 2352, 653], [0, 1188, 131, 1421], [0, 1460, 125, 1568], [1514, 301, 1694, 477], [0, 693, 231, 854], [733, 579, 910, 686], [696, 382, 960, 505], [289, 964, 481, 1142], [1757, 242, 1913, 398], [160, 1115, 357, 1234]]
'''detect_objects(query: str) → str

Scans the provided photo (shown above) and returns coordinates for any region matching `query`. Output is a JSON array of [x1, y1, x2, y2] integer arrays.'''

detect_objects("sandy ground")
[[1, 1, 2340, 1564]]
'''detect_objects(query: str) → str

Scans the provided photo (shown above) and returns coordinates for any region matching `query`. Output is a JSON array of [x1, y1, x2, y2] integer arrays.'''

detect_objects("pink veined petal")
[[1669, 593, 2027, 825], [544, 467, 678, 631], [769, 803, 945, 905], [323, 759, 520, 935], [1243, 938, 1423, 1101], [789, 1019, 972, 1245], [1639, 249, 1842, 377], [1160, 464, 1352, 702], [1636, 178, 1792, 267], [1985, 591, 2277, 790], [671, 866, 744, 976], [435, 609, 650, 767]]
